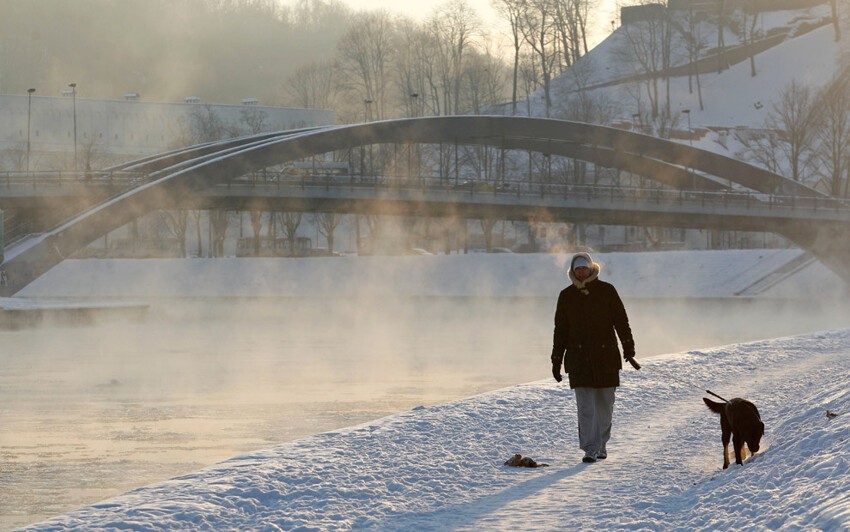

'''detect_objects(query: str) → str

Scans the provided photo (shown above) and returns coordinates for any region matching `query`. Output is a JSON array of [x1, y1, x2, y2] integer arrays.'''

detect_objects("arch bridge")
[[1, 116, 849, 296]]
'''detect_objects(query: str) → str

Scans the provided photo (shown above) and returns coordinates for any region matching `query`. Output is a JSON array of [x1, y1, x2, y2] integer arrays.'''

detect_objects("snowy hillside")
[[25, 329, 850, 530], [517, 1, 850, 192], [547, 2, 843, 130]]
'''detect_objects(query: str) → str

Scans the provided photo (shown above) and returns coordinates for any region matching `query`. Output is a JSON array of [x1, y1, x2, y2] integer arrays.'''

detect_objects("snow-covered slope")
[[520, 1, 850, 189], [548, 2, 844, 131], [26, 330, 850, 530]]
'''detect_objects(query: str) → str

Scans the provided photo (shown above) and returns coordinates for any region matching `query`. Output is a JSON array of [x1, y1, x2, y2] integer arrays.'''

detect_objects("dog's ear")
[[757, 420, 765, 435]]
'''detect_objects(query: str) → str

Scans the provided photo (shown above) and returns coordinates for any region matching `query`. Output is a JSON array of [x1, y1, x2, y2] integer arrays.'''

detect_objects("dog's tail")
[[703, 397, 725, 413]]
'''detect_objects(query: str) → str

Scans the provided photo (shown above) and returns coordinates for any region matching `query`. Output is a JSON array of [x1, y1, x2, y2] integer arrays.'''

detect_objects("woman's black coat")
[[551, 278, 635, 389]]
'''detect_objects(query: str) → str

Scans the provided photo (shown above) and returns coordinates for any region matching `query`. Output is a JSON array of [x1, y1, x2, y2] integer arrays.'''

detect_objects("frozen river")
[[1, 295, 847, 529]]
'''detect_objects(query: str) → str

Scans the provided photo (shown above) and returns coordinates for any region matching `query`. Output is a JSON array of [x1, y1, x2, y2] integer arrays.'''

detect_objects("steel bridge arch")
[[1, 116, 846, 295]]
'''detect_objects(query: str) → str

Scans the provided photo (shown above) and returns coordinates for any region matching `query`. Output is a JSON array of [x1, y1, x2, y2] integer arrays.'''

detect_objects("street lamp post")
[[409, 92, 419, 118], [363, 99, 374, 181], [682, 109, 695, 190], [26, 88, 35, 174], [409, 93, 419, 180], [69, 83, 77, 173], [363, 98, 373, 122]]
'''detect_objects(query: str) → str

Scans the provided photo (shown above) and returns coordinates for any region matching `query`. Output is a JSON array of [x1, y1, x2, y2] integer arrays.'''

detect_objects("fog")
[[2, 288, 848, 529], [0, 0, 351, 104]]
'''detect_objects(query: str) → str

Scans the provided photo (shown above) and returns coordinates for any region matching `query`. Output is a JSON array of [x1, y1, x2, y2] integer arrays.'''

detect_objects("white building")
[[0, 92, 334, 171]]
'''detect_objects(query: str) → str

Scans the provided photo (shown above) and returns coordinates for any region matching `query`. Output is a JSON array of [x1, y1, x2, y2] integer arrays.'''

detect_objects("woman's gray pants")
[[574, 387, 616, 454]]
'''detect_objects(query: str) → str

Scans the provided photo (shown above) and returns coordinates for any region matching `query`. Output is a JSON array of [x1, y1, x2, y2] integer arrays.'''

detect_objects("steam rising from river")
[[2, 252, 848, 528]]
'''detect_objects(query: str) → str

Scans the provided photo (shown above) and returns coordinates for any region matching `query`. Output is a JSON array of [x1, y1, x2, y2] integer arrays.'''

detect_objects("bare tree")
[[767, 80, 821, 182], [518, 0, 559, 117], [741, 0, 760, 78], [393, 18, 432, 117], [210, 210, 230, 257], [681, 5, 707, 110], [480, 217, 498, 251], [1, 142, 27, 172], [814, 71, 850, 196], [337, 11, 396, 120], [190, 210, 204, 257], [552, 0, 593, 68], [429, 0, 480, 115], [279, 212, 303, 255], [239, 107, 269, 135], [737, 130, 784, 179], [518, 51, 541, 116], [187, 105, 228, 143], [79, 133, 103, 176], [284, 59, 340, 110], [716, 0, 729, 72], [250, 209, 263, 256], [493, 0, 524, 115], [159, 210, 189, 257], [618, 2, 672, 120], [314, 212, 343, 253], [462, 45, 508, 114]]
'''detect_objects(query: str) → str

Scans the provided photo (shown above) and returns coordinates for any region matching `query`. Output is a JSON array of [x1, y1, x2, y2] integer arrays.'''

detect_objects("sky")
[[330, 0, 620, 49], [16, 250, 850, 529]]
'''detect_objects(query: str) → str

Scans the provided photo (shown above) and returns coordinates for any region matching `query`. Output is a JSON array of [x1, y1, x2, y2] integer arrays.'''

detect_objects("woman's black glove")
[[622, 339, 636, 360], [551, 350, 563, 382]]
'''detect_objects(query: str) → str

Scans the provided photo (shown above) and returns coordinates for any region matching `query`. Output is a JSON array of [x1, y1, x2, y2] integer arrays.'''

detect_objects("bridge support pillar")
[[780, 220, 850, 287]]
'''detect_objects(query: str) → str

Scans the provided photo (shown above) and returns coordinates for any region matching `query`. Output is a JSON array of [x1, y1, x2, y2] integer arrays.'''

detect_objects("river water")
[[1, 296, 847, 529]]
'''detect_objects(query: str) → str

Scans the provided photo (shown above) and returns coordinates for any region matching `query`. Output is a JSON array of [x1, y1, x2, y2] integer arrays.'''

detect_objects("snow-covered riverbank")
[[26, 328, 850, 530], [15, 248, 844, 301]]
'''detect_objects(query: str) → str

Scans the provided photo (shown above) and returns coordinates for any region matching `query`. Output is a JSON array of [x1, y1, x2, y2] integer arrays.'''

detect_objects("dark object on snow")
[[504, 454, 549, 468], [625, 356, 641, 370], [826, 410, 838, 419], [704, 397, 764, 469], [552, 362, 562, 382]]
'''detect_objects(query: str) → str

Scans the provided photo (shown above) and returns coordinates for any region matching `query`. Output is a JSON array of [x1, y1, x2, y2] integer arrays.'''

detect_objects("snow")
[[539, 2, 849, 179], [14, 248, 842, 301], [15, 249, 850, 530], [25, 328, 850, 530]]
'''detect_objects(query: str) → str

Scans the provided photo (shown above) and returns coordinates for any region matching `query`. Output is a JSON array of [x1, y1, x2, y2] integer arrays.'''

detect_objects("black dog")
[[703, 397, 764, 469]]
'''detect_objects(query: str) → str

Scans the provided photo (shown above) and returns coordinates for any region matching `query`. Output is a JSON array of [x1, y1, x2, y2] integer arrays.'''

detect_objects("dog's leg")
[[721, 427, 731, 469], [732, 434, 745, 466]]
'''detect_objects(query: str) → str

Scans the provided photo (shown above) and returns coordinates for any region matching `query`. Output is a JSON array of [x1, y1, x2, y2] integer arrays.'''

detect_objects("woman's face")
[[574, 266, 591, 281]]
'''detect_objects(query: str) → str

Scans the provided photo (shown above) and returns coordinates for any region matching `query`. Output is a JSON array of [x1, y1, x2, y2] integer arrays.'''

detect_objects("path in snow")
[[384, 333, 850, 530]]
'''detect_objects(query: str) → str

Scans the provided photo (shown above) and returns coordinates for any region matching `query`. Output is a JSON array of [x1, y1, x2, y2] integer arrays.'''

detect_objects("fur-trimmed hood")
[[568, 252, 601, 294]]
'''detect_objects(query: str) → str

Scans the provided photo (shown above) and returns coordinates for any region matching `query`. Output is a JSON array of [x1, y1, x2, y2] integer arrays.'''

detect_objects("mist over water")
[[1, 295, 848, 529]]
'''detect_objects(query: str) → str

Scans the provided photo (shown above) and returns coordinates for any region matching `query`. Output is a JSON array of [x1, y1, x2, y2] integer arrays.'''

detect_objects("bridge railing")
[[221, 172, 850, 215], [1, 170, 152, 248], [0, 170, 147, 189]]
